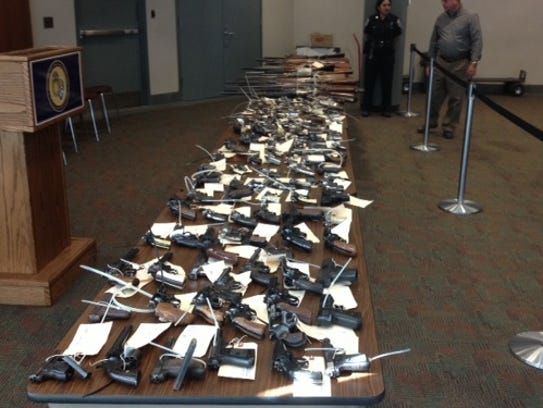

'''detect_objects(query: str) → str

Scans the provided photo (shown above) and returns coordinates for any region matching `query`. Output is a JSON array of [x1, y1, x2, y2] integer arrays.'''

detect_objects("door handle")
[[79, 28, 139, 40], [223, 26, 235, 38]]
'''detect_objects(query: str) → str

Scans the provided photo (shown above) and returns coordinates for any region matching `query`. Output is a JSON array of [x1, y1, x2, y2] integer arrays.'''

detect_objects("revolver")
[[272, 339, 322, 383], [100, 325, 141, 387], [225, 302, 267, 339], [281, 226, 313, 252], [282, 260, 323, 295]]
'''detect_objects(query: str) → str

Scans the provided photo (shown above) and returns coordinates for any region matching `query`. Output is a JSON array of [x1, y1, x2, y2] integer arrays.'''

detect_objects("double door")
[[75, 0, 261, 104]]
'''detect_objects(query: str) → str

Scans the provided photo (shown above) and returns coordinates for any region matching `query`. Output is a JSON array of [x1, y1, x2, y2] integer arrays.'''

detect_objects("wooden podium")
[[0, 46, 96, 305]]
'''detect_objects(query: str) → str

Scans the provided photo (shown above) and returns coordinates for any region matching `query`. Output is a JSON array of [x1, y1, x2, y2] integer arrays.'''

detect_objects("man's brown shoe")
[[417, 124, 438, 133]]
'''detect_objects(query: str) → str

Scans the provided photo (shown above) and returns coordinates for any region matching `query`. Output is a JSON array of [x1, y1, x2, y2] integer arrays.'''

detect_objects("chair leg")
[[87, 99, 100, 141], [99, 92, 112, 133], [66, 117, 78, 153]]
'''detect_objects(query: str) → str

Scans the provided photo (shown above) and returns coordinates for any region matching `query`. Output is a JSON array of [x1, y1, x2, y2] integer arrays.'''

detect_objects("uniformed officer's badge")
[[46, 60, 70, 112]]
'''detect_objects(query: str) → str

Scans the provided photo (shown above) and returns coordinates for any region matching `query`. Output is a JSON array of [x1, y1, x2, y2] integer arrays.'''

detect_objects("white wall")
[[145, 0, 179, 95], [291, 0, 365, 79], [262, 0, 294, 57], [29, 0, 77, 47], [29, 0, 543, 89]]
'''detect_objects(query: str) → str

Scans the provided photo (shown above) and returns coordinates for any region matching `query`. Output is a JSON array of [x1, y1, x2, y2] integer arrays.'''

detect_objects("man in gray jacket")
[[418, 0, 482, 139]]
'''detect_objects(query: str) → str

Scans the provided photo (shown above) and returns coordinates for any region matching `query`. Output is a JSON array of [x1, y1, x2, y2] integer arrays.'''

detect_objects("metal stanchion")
[[438, 81, 482, 215], [411, 57, 439, 152], [398, 44, 419, 118]]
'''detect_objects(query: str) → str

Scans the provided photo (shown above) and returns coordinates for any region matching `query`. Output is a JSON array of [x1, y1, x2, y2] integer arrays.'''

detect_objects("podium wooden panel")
[[0, 47, 96, 305]]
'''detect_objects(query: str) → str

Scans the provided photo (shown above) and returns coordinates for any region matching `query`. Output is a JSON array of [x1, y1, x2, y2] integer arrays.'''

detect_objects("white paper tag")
[[174, 325, 216, 358], [297, 321, 359, 354], [348, 195, 373, 208], [64, 322, 113, 356], [295, 222, 320, 243], [125, 322, 171, 350], [293, 356, 329, 396], [252, 223, 280, 241], [151, 222, 177, 238], [218, 342, 258, 380]]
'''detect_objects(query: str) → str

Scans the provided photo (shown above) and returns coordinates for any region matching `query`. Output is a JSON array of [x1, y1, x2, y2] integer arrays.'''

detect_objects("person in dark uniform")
[[361, 0, 402, 117]]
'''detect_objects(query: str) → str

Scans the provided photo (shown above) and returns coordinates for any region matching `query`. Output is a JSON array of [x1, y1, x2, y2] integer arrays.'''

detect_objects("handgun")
[[316, 295, 362, 330], [207, 327, 255, 370], [318, 258, 358, 287], [225, 302, 267, 339], [272, 339, 322, 383], [282, 261, 323, 295], [101, 325, 141, 387]]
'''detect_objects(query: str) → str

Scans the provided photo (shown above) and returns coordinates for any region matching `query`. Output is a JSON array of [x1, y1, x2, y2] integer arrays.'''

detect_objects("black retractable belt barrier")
[[410, 45, 543, 215]]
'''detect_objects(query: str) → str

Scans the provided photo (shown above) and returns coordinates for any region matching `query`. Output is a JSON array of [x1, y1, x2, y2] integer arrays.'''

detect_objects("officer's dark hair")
[[375, 0, 391, 11]]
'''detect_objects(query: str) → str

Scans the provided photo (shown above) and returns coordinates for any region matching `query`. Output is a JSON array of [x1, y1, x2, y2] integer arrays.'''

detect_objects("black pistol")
[[207, 327, 255, 370], [316, 295, 362, 330]]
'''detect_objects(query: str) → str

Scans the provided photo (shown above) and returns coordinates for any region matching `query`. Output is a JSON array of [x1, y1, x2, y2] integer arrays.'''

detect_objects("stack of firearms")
[[225, 55, 358, 102]]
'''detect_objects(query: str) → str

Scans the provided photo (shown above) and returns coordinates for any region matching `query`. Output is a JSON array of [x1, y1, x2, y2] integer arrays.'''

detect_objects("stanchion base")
[[510, 331, 543, 370], [410, 143, 439, 152], [438, 198, 482, 215], [398, 111, 420, 118]]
